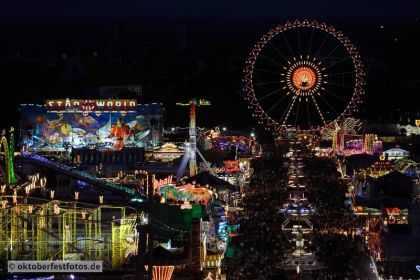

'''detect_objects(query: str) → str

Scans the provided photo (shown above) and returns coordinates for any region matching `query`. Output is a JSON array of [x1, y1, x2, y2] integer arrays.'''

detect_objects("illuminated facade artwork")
[[363, 134, 374, 154], [381, 208, 409, 224], [321, 118, 383, 155], [322, 118, 362, 152], [45, 99, 137, 112], [20, 103, 164, 152], [158, 184, 213, 204], [210, 135, 252, 156], [244, 19, 364, 131], [224, 160, 240, 173], [147, 143, 184, 162]]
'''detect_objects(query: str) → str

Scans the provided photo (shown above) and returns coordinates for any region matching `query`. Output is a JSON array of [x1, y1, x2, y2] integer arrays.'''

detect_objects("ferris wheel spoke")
[[266, 92, 291, 114], [321, 87, 349, 103], [297, 28, 302, 57], [280, 96, 297, 124], [318, 42, 342, 64], [313, 32, 329, 60], [257, 87, 284, 102], [254, 80, 283, 86], [307, 27, 315, 58], [325, 71, 355, 77], [310, 95, 326, 125], [327, 81, 355, 89], [259, 54, 285, 69], [281, 32, 296, 60], [323, 56, 352, 70], [294, 98, 301, 127], [317, 93, 339, 117], [306, 99, 311, 128], [254, 68, 282, 75], [268, 41, 289, 62], [245, 21, 363, 131]]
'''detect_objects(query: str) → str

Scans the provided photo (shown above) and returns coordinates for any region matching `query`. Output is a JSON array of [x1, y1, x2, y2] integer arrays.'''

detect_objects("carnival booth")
[[367, 157, 393, 178], [383, 147, 409, 160], [180, 172, 239, 203]]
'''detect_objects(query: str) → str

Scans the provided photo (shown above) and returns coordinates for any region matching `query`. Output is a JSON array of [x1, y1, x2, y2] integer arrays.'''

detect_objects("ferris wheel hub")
[[287, 60, 322, 97]]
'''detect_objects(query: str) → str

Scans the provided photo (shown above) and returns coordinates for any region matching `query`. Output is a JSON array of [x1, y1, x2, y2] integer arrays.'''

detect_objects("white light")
[[250, 132, 255, 137], [222, 127, 227, 131], [171, 127, 175, 131]]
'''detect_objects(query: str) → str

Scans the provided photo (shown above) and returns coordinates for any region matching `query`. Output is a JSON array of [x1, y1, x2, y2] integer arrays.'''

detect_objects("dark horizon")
[[0, 3, 419, 136], [1, 0, 419, 19]]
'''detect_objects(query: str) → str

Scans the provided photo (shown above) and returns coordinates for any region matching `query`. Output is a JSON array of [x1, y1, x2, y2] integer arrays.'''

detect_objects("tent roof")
[[346, 153, 378, 161], [358, 195, 411, 209], [382, 233, 420, 257], [377, 170, 412, 183], [146, 245, 189, 265], [220, 130, 251, 138], [383, 147, 409, 154], [345, 153, 379, 170], [180, 171, 239, 192]]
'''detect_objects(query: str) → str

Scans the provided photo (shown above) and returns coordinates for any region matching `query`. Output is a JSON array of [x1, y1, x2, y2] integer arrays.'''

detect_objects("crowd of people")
[[226, 156, 289, 280], [304, 157, 368, 279], [225, 148, 369, 279]]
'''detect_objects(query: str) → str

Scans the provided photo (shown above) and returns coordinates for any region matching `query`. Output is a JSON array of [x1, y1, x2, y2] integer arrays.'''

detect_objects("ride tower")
[[175, 98, 212, 181], [279, 136, 322, 274]]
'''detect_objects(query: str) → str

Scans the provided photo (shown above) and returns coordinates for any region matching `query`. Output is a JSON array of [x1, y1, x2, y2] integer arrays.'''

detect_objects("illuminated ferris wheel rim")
[[244, 19, 365, 133]]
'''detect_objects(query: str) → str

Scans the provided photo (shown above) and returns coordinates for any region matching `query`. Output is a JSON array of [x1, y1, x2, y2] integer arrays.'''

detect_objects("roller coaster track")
[[16, 213, 113, 266], [20, 154, 140, 199]]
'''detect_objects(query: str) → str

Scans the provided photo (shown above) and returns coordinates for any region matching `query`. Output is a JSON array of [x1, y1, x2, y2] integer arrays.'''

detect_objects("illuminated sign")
[[153, 175, 174, 189], [46, 98, 137, 112], [416, 265, 420, 272], [224, 160, 240, 173]]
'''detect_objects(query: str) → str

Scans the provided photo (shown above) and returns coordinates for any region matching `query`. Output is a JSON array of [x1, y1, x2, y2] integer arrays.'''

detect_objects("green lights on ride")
[[1, 127, 15, 185], [8, 127, 15, 185]]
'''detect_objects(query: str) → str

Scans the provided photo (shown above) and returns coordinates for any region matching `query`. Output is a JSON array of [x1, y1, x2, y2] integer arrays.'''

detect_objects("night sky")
[[1, 0, 419, 19], [0, 1, 419, 135]]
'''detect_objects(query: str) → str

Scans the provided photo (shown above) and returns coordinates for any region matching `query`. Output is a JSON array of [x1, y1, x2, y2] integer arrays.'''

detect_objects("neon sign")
[[416, 265, 420, 272], [224, 160, 240, 173], [153, 175, 174, 189], [46, 98, 137, 112]]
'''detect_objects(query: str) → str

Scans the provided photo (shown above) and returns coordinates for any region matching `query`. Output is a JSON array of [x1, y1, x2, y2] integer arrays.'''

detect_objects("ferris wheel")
[[244, 19, 364, 132]]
